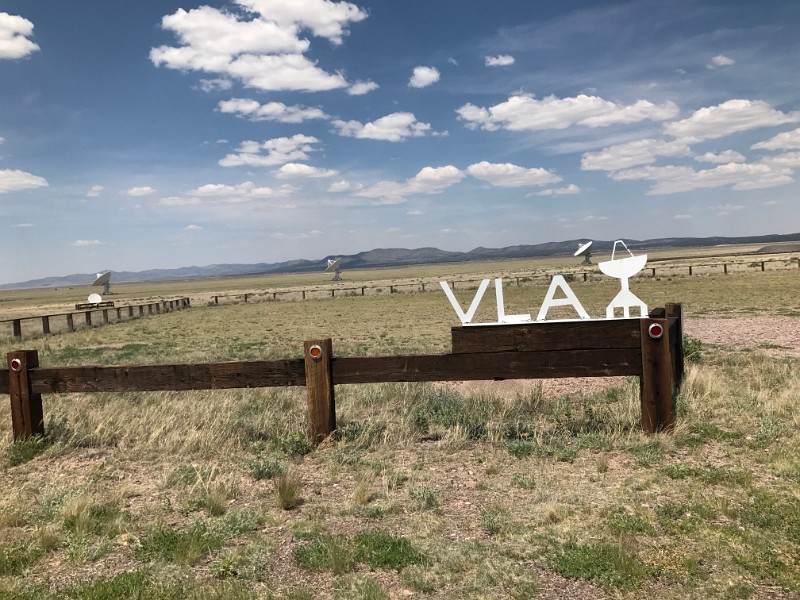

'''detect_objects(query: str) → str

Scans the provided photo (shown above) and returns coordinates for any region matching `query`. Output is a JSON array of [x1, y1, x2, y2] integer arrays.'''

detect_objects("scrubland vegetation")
[[0, 257, 798, 599]]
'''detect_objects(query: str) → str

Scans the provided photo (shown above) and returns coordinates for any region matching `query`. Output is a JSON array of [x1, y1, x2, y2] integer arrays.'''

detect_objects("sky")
[[1, 0, 799, 284]]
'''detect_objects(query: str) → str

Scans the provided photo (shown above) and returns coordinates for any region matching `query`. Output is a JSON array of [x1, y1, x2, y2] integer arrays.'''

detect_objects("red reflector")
[[10, 358, 22, 372], [648, 323, 664, 340]]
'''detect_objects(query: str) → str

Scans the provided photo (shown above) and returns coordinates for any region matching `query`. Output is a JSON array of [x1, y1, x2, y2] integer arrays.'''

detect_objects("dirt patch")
[[684, 315, 800, 356]]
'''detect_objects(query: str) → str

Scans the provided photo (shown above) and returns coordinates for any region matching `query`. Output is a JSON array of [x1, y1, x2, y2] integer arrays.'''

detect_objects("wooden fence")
[[0, 298, 191, 340], [1, 304, 683, 444]]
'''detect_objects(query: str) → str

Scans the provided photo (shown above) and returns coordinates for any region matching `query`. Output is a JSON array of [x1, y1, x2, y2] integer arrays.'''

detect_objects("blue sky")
[[1, 0, 799, 284]]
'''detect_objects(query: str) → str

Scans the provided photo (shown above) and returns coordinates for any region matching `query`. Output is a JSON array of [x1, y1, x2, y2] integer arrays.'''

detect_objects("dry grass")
[[0, 257, 798, 599]]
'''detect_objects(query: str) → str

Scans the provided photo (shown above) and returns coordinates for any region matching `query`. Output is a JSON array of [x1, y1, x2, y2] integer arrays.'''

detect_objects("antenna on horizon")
[[574, 241, 593, 265], [324, 258, 343, 281], [92, 271, 112, 295]]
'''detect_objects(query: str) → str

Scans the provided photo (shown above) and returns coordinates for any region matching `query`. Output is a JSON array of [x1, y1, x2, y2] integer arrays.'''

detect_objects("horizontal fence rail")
[[2, 304, 684, 444], [0, 298, 191, 340]]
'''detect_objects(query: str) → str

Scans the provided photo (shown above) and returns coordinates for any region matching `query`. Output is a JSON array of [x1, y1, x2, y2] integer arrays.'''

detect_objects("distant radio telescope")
[[92, 271, 112, 295], [324, 258, 343, 281], [574, 241, 593, 265]]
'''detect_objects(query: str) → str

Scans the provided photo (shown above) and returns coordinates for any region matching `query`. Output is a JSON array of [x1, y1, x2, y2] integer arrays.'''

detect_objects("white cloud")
[[536, 184, 581, 196], [707, 54, 734, 69], [694, 150, 746, 164], [159, 196, 201, 206], [673, 214, 693, 220], [11, 223, 34, 228], [485, 54, 514, 67], [185, 181, 296, 202], [581, 139, 691, 171], [332, 112, 432, 142], [457, 93, 678, 132], [275, 163, 338, 178], [752, 127, 800, 151], [72, 239, 104, 247], [218, 98, 328, 123], [408, 66, 440, 88], [466, 161, 561, 187], [0, 12, 40, 59], [406, 209, 425, 215], [356, 165, 464, 203], [86, 185, 104, 197], [186, 224, 202, 230], [327, 179, 362, 193], [219, 134, 319, 167], [126, 186, 156, 197], [663, 99, 800, 142], [236, 0, 367, 45], [0, 169, 48, 193], [150, 1, 365, 92], [760, 151, 800, 169], [611, 162, 793, 195], [198, 78, 233, 92], [347, 80, 379, 95]]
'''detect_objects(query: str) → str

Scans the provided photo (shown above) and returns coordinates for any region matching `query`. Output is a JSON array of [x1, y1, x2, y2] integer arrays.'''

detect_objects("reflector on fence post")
[[648, 322, 664, 339]]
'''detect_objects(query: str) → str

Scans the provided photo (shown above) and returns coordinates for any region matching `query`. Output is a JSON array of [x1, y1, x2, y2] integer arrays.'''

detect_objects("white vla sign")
[[440, 241, 649, 326]]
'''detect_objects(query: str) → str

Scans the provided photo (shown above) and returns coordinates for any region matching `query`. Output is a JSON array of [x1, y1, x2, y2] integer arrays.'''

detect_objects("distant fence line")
[[0, 298, 190, 340], [207, 257, 799, 306]]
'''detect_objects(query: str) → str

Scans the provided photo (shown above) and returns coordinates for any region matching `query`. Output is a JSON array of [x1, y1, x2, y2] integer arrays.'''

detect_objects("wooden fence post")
[[12, 319, 21, 338], [665, 303, 685, 391], [639, 317, 674, 433], [85, 312, 92, 327], [42, 316, 50, 335], [303, 339, 335, 445], [66, 314, 74, 331], [6, 350, 45, 440]]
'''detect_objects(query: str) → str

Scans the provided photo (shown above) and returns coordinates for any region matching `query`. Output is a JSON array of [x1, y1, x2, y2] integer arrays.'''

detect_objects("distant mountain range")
[[3, 232, 800, 291]]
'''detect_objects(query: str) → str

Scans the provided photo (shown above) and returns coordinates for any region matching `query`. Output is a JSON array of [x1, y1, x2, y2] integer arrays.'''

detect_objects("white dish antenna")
[[92, 271, 112, 295], [324, 258, 343, 281], [87, 293, 103, 305], [598, 240, 648, 318], [574, 240, 593, 265]]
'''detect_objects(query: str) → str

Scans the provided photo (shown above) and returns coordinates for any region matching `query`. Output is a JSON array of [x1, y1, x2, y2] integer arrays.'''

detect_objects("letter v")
[[440, 279, 490, 324]]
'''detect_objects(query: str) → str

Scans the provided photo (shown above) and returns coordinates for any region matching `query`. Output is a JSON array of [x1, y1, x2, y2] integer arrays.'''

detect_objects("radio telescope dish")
[[574, 241, 593, 265], [324, 258, 343, 281], [92, 271, 112, 295], [87, 293, 102, 305]]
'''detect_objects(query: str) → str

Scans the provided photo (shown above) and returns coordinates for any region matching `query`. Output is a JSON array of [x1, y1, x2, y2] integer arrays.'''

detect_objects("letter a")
[[536, 275, 590, 321]]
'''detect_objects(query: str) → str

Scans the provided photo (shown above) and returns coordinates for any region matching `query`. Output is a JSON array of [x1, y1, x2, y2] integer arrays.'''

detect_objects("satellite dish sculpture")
[[324, 258, 343, 281], [598, 240, 648, 318], [92, 271, 112, 295]]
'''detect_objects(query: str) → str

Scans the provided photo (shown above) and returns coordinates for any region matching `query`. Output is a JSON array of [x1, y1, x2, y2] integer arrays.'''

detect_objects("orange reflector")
[[309, 344, 323, 360]]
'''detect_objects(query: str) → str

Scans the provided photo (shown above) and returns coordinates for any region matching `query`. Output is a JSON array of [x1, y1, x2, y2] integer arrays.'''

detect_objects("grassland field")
[[0, 244, 798, 599]]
